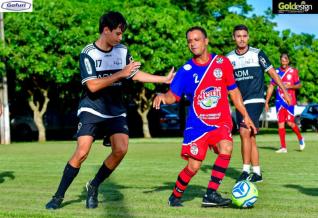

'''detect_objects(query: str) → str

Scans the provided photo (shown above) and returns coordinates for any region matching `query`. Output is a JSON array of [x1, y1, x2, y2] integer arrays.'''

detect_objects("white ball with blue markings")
[[231, 180, 258, 207]]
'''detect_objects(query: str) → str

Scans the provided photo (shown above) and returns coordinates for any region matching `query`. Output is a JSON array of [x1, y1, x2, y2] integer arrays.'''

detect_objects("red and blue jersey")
[[271, 66, 300, 114], [170, 54, 236, 144]]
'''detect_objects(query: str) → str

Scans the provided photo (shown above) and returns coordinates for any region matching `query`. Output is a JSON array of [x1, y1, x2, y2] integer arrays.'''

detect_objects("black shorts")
[[76, 116, 129, 139], [236, 103, 264, 129]]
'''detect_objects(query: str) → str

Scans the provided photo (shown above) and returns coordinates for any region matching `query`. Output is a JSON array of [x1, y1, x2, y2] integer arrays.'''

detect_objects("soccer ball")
[[231, 180, 258, 208]]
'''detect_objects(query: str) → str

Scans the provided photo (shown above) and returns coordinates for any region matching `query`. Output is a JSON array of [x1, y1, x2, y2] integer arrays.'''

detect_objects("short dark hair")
[[233, 24, 249, 35], [186, 26, 207, 38], [280, 53, 289, 59], [99, 11, 127, 34]]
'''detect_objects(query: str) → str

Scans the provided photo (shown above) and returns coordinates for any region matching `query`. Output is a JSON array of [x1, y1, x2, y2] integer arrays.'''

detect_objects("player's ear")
[[102, 27, 111, 34], [205, 38, 209, 45]]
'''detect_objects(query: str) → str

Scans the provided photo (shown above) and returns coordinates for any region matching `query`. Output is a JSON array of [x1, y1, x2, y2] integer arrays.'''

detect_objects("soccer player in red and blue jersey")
[[153, 26, 256, 207], [265, 53, 305, 153]]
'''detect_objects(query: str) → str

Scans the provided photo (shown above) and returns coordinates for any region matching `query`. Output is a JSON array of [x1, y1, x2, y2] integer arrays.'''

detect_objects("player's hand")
[[122, 61, 141, 78], [283, 92, 292, 106], [243, 115, 257, 134], [153, 93, 166, 110], [265, 103, 269, 112], [164, 67, 175, 84]]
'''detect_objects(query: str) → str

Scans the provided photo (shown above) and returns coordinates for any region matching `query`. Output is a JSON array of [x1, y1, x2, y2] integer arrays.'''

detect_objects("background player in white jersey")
[[46, 11, 174, 210], [265, 53, 305, 153], [153, 26, 256, 207], [227, 25, 291, 183]]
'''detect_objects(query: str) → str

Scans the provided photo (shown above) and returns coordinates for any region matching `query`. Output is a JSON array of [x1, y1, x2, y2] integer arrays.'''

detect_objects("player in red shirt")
[[153, 26, 256, 207], [265, 53, 305, 153]]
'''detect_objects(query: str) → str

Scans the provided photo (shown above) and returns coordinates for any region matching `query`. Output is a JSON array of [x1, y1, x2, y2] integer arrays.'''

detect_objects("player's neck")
[[194, 53, 210, 64], [95, 37, 113, 52], [236, 46, 248, 55]]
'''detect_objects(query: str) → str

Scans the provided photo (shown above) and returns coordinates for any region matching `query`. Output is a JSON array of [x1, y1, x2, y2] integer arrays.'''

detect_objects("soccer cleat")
[[249, 173, 263, 183], [202, 191, 231, 207], [236, 171, 249, 183], [168, 194, 183, 207], [86, 181, 98, 209], [299, 138, 305, 151], [102, 136, 111, 147], [45, 195, 63, 210], [275, 148, 287, 153]]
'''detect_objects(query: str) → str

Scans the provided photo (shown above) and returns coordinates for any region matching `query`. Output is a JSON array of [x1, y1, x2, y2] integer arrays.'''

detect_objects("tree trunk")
[[28, 89, 50, 142], [135, 88, 152, 138]]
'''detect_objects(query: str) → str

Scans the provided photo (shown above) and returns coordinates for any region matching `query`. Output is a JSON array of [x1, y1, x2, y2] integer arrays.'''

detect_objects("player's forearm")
[[265, 85, 274, 104], [86, 73, 123, 93], [133, 71, 167, 83], [229, 88, 248, 117], [268, 68, 288, 94]]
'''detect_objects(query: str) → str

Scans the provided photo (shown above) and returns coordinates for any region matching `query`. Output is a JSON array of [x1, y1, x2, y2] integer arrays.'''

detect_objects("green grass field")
[[0, 132, 317, 218]]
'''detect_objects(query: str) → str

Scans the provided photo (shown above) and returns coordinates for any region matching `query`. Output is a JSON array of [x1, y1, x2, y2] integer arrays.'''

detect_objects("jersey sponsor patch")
[[197, 86, 221, 109], [84, 57, 93, 75], [213, 68, 223, 79], [184, 64, 192, 71], [190, 143, 199, 155]]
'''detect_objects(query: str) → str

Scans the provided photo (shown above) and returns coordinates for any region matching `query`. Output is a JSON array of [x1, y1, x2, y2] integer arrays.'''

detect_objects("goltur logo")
[[1, 1, 31, 11]]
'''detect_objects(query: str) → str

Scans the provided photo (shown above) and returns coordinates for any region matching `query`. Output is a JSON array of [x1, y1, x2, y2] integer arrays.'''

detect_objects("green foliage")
[[1, 0, 317, 107]]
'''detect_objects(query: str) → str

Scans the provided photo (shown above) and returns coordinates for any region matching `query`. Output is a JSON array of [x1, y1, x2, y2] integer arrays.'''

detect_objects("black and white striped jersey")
[[227, 46, 273, 105], [78, 42, 132, 123]]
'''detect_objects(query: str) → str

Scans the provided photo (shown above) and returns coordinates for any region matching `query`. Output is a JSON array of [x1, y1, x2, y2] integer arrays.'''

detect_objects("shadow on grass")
[[284, 184, 318, 196], [0, 171, 15, 184], [258, 146, 277, 151], [143, 181, 207, 203], [61, 180, 131, 218]]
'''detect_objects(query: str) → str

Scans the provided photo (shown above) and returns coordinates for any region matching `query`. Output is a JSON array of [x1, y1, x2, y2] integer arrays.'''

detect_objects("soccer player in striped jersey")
[[265, 53, 305, 153], [153, 26, 256, 207], [46, 11, 174, 210], [227, 25, 292, 183]]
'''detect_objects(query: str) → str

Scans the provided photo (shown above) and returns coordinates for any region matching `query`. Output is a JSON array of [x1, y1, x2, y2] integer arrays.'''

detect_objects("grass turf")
[[0, 132, 317, 217]]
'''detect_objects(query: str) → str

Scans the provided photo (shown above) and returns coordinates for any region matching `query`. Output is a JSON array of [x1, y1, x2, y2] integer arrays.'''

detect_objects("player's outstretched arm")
[[265, 84, 275, 112], [133, 67, 175, 84], [267, 68, 292, 105], [229, 88, 257, 134], [86, 61, 141, 93], [153, 91, 176, 110]]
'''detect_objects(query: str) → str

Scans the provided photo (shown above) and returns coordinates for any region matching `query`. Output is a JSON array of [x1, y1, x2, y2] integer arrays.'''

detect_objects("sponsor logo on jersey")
[[184, 64, 192, 71], [190, 143, 199, 155], [259, 56, 267, 67], [197, 86, 221, 109], [114, 58, 122, 66], [231, 61, 236, 67], [216, 57, 223, 64], [213, 68, 223, 79], [287, 74, 292, 80], [84, 57, 93, 75]]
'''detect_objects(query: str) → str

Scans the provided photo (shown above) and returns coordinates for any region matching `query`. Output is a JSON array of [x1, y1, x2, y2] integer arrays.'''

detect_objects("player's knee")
[[240, 128, 250, 137], [287, 122, 294, 127], [76, 150, 89, 162], [112, 144, 128, 158]]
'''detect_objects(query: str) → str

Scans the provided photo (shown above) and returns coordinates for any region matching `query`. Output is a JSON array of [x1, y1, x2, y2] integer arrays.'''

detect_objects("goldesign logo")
[[273, 0, 318, 14], [0, 0, 32, 12]]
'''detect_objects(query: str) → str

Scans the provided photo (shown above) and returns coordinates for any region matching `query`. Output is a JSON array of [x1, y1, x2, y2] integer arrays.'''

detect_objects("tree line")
[[1, 0, 317, 141]]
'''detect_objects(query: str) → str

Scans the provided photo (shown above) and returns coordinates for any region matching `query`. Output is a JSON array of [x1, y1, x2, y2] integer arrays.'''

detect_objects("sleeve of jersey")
[[79, 53, 97, 84], [223, 56, 237, 91], [294, 69, 300, 85], [258, 50, 273, 72], [170, 68, 185, 102]]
